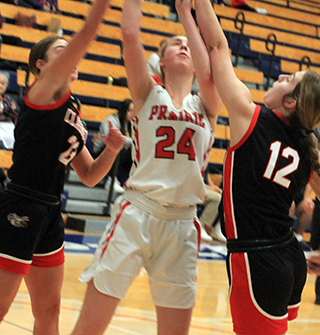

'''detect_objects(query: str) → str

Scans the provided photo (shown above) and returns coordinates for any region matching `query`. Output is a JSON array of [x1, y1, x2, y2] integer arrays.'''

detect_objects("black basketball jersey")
[[8, 91, 87, 197], [222, 105, 312, 241]]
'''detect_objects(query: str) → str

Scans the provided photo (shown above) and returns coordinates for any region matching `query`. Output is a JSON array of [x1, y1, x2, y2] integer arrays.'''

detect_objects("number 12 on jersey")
[[263, 141, 300, 188]]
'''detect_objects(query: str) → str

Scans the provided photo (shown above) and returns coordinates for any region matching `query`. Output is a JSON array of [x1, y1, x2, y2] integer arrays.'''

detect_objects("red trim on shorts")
[[194, 218, 201, 252], [288, 304, 299, 321], [0, 255, 31, 275], [32, 246, 65, 268], [100, 201, 131, 259], [230, 253, 288, 335]]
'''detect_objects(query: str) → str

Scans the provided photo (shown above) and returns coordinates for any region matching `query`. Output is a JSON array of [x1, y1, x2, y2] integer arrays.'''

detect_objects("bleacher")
[[215, 1, 320, 84], [0, 0, 319, 224]]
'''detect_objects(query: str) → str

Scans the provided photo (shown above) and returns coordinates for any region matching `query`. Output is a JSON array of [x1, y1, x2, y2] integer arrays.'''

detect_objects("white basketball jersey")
[[125, 85, 214, 207]]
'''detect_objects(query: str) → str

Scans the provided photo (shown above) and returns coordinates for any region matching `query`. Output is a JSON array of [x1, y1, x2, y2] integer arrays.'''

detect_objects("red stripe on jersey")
[[0, 255, 31, 275], [32, 246, 65, 268], [100, 201, 131, 259], [223, 149, 236, 239], [223, 105, 261, 239], [134, 117, 140, 163], [229, 104, 261, 151]]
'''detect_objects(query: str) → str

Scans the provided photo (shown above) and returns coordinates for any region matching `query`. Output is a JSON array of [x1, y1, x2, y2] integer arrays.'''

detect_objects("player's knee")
[[32, 300, 61, 322]]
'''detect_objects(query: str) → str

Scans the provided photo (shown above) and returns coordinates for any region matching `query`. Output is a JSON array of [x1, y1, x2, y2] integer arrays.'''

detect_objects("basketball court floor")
[[1, 230, 320, 334]]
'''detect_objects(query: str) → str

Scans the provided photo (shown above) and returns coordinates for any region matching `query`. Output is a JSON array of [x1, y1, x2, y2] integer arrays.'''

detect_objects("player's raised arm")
[[175, 0, 221, 129], [121, 0, 155, 113], [192, 0, 256, 144], [29, 0, 112, 105]]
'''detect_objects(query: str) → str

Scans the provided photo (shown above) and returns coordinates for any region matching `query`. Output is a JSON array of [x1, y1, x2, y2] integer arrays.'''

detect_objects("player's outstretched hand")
[[101, 121, 126, 153]]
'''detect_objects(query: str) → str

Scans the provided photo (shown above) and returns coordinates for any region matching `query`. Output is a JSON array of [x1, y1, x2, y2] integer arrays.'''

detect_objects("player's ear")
[[35, 59, 46, 73], [283, 95, 297, 111]]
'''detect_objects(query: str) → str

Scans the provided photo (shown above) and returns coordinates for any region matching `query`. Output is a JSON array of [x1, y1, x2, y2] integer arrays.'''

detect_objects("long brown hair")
[[29, 36, 67, 76], [287, 70, 320, 175], [118, 99, 133, 136]]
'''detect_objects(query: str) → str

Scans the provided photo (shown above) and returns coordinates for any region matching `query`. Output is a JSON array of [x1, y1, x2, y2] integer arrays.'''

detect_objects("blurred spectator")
[[0, 10, 24, 47], [0, 71, 20, 150], [231, 0, 267, 14], [14, 11, 37, 27], [47, 17, 63, 35], [0, 72, 20, 125], [14, 0, 59, 13], [2, 0, 62, 34], [94, 99, 134, 192], [215, 0, 226, 5], [199, 168, 226, 243], [289, 184, 314, 251], [0, 10, 26, 70]]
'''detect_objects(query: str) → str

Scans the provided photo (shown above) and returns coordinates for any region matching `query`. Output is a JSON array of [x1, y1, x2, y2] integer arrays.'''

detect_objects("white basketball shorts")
[[80, 190, 200, 309]]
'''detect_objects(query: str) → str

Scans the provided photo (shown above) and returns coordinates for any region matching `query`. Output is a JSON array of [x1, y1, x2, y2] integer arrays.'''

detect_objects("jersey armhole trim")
[[229, 104, 261, 151]]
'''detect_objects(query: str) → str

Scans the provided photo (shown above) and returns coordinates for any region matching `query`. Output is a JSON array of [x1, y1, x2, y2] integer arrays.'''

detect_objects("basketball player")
[[0, 0, 125, 333], [70, 0, 222, 333], [177, 0, 320, 334]]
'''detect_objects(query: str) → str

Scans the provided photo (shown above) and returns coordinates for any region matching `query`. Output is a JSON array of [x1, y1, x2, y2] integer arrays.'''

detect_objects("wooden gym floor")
[[1, 230, 320, 335]]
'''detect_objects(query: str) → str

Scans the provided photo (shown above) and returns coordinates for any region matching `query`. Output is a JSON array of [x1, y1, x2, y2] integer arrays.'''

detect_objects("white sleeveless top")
[[125, 85, 214, 207]]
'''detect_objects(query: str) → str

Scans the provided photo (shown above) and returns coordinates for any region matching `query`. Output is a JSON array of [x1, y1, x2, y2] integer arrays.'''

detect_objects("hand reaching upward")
[[101, 121, 126, 152]]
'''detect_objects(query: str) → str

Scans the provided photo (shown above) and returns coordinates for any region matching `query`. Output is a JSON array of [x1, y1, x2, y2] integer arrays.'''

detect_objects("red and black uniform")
[[0, 90, 87, 275], [221, 105, 310, 335]]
